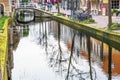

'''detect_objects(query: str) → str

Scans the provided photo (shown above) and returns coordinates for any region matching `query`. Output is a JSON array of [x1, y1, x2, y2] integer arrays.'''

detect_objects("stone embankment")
[[0, 18, 15, 80], [34, 9, 120, 51]]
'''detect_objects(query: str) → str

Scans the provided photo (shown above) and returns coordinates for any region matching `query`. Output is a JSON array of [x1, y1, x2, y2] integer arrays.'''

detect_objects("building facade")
[[0, 0, 12, 16], [79, 0, 120, 15]]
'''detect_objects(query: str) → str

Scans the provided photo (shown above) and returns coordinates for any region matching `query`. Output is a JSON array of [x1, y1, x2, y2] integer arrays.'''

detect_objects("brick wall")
[[0, 0, 11, 16]]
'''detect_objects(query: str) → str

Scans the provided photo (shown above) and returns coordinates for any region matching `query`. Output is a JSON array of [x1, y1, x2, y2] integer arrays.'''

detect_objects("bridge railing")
[[17, 2, 46, 10], [18, 2, 35, 8]]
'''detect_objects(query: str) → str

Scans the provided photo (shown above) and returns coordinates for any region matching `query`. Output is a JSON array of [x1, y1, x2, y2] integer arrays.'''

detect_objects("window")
[[112, 0, 119, 9]]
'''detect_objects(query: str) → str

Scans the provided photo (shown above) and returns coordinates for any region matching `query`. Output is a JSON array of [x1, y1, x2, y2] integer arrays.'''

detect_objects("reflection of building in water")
[[103, 47, 120, 75], [66, 33, 120, 75], [12, 26, 20, 50], [7, 26, 20, 79], [46, 21, 120, 76], [81, 37, 120, 75]]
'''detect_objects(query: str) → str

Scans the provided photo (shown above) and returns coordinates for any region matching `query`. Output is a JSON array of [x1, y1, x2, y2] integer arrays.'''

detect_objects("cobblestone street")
[[92, 15, 120, 28]]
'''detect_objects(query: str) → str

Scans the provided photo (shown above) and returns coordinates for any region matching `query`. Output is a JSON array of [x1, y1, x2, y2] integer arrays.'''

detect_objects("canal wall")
[[53, 16, 120, 50], [34, 9, 120, 51], [0, 18, 12, 80]]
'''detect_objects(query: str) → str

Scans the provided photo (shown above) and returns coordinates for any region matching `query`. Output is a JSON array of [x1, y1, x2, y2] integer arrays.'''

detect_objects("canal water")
[[12, 20, 120, 80]]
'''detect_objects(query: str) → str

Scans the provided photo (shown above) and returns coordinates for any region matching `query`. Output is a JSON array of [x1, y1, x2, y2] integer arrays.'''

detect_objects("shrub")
[[112, 9, 118, 14], [0, 16, 9, 28], [109, 23, 120, 30], [82, 18, 95, 24], [57, 12, 65, 16], [112, 9, 120, 16], [116, 11, 120, 16]]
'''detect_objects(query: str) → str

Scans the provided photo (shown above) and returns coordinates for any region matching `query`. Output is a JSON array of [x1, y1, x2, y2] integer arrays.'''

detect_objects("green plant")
[[112, 9, 118, 13], [82, 18, 95, 24], [112, 9, 119, 15], [22, 0, 28, 2], [57, 12, 65, 16], [116, 11, 120, 16], [109, 23, 120, 30], [0, 16, 9, 28]]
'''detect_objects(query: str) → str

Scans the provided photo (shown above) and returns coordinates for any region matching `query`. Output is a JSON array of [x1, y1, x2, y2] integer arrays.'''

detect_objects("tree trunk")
[[108, 0, 112, 28], [71, 0, 74, 18]]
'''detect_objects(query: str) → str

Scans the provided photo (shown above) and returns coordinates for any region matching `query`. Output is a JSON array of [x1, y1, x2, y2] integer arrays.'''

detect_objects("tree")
[[71, 0, 74, 19], [22, 0, 28, 2], [108, 0, 112, 28]]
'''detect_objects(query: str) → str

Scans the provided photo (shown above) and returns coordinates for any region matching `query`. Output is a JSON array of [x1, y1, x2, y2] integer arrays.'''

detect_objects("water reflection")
[[12, 20, 120, 80], [17, 10, 34, 23]]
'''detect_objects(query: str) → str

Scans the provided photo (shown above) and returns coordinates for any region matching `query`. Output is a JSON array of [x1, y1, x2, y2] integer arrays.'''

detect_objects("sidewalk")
[[37, 5, 120, 32], [91, 15, 120, 29], [50, 6, 120, 29], [91, 15, 120, 33]]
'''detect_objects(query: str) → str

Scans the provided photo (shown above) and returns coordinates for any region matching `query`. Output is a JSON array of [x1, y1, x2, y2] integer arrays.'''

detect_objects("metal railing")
[[18, 2, 35, 8]]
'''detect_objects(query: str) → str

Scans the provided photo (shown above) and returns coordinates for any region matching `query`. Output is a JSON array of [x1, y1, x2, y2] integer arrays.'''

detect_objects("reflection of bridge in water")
[[15, 9, 34, 23]]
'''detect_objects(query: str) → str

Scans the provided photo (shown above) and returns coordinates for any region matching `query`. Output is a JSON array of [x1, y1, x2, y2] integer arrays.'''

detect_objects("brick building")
[[0, 0, 12, 16], [78, 0, 120, 15], [87, 0, 120, 15]]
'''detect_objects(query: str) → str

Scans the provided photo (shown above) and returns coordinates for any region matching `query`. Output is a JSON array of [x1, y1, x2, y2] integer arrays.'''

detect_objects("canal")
[[11, 19, 120, 80]]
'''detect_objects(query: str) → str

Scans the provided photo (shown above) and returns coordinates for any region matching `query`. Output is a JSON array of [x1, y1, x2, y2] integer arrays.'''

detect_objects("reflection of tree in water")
[[37, 21, 47, 46], [37, 21, 97, 80], [23, 25, 29, 37], [65, 31, 96, 80], [48, 22, 69, 76]]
